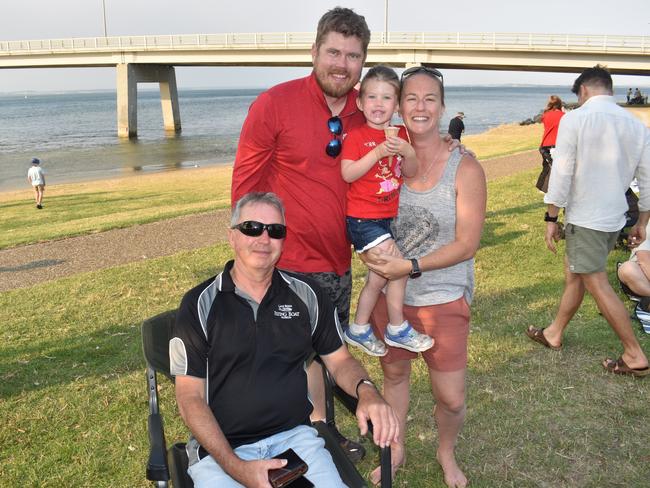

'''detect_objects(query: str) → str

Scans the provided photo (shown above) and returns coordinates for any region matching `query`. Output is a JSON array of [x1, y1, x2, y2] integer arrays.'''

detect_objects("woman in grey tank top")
[[364, 67, 486, 487]]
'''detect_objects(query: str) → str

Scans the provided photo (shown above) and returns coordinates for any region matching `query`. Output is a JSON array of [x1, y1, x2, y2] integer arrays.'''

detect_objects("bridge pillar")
[[117, 64, 137, 138], [116, 64, 181, 138]]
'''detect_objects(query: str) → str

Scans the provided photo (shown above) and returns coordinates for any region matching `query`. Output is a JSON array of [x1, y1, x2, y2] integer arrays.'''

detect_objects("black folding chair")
[[142, 309, 392, 488]]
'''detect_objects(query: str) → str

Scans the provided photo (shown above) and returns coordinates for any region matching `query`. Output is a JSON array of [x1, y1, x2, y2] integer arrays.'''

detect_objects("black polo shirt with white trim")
[[170, 260, 343, 454]]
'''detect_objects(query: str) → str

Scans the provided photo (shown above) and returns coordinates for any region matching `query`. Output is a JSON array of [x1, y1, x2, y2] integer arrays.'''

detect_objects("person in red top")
[[535, 95, 565, 192], [231, 7, 370, 462], [341, 65, 433, 357]]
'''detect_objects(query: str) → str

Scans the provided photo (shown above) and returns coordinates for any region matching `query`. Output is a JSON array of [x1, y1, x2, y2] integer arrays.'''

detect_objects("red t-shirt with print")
[[342, 124, 409, 219]]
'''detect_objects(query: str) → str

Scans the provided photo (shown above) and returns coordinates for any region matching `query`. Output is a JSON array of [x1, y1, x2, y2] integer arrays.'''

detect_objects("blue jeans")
[[187, 425, 346, 487]]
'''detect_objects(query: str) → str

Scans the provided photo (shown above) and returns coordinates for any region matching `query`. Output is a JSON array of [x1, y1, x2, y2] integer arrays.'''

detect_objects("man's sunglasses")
[[400, 66, 444, 84], [326, 116, 343, 158], [231, 220, 287, 239]]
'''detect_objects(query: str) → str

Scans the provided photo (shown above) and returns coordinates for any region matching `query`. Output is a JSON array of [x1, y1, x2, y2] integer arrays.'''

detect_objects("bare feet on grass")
[[369, 443, 405, 486], [436, 449, 467, 488]]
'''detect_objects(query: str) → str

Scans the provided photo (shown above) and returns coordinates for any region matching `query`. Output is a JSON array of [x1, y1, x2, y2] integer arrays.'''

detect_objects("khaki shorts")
[[565, 223, 619, 274]]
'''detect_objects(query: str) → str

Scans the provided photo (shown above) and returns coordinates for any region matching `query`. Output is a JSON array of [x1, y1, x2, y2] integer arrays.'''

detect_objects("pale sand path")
[[0, 150, 538, 292]]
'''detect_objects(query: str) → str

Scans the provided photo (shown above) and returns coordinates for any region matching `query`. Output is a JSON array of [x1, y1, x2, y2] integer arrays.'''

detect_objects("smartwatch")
[[409, 258, 422, 279], [355, 378, 376, 398], [544, 212, 558, 223]]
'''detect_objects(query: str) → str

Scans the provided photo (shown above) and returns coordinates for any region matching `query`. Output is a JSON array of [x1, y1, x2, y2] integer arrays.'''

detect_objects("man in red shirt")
[[232, 7, 370, 461]]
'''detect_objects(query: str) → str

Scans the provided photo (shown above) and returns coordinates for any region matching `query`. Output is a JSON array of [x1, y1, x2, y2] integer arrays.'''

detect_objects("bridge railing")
[[1, 31, 648, 55]]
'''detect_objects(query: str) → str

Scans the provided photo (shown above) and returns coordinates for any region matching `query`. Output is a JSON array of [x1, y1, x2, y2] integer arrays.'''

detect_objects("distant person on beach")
[[527, 65, 650, 377], [27, 157, 45, 209], [340, 65, 433, 357], [627, 88, 632, 103], [447, 112, 465, 141], [363, 66, 486, 487], [535, 95, 565, 193], [170, 191, 398, 487], [630, 88, 645, 105]]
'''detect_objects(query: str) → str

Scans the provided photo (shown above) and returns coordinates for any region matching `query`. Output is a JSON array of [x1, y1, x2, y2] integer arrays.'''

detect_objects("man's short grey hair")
[[231, 192, 286, 226]]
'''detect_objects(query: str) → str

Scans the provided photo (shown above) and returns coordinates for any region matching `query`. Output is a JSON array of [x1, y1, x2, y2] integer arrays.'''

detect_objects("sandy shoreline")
[[0, 122, 542, 198], [0, 160, 234, 199]]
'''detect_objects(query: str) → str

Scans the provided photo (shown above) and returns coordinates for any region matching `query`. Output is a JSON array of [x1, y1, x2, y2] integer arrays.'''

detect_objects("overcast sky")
[[2, 0, 650, 93]]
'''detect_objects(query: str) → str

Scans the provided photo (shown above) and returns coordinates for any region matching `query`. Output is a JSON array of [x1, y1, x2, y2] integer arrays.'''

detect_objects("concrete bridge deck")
[[1, 31, 648, 137]]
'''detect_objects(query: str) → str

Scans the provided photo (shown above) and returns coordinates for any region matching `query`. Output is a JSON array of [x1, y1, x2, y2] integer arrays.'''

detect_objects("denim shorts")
[[346, 217, 394, 252]]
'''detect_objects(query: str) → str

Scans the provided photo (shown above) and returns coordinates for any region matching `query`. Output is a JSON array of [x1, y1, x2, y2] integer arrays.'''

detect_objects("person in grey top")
[[364, 66, 486, 488]]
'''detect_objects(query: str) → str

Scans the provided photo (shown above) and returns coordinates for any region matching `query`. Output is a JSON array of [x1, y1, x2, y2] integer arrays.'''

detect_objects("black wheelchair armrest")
[[146, 413, 170, 482]]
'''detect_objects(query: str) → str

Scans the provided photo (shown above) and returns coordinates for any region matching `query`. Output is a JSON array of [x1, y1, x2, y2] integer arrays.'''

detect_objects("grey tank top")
[[392, 149, 474, 306]]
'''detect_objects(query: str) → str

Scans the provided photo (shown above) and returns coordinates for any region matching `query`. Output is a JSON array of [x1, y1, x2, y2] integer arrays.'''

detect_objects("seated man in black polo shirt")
[[170, 191, 398, 487]]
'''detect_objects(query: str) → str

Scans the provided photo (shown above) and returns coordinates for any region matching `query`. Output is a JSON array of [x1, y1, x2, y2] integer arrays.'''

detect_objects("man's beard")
[[313, 66, 358, 99]]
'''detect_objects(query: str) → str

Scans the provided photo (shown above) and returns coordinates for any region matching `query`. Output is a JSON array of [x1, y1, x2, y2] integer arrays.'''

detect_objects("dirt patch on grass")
[[0, 150, 541, 292]]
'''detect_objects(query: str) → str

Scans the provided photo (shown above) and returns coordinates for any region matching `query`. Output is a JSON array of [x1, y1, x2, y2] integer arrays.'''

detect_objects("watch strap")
[[544, 212, 558, 222]]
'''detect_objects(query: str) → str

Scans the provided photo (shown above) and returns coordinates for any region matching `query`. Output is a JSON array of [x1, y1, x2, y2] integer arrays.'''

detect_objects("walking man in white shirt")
[[526, 65, 650, 377]]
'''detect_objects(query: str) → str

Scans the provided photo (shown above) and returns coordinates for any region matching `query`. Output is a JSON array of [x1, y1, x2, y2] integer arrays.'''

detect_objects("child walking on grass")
[[27, 157, 45, 209], [341, 65, 434, 356]]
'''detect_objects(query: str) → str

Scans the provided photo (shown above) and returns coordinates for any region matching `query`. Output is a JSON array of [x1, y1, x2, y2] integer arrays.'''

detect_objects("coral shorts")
[[370, 293, 470, 372]]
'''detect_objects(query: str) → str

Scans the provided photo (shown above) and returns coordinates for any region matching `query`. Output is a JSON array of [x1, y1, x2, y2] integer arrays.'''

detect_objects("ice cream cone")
[[384, 126, 399, 165]]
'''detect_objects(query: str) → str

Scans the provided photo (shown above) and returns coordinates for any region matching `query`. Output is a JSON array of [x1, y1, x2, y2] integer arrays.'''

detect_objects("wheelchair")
[[142, 309, 392, 487]]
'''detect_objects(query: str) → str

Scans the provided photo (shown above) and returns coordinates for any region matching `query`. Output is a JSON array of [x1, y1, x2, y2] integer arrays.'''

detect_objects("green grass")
[[0, 166, 233, 249], [0, 123, 541, 250], [465, 123, 541, 160], [2, 168, 649, 487]]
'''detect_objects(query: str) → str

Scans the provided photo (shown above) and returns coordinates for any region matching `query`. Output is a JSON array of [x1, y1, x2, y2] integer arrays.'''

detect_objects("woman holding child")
[[364, 66, 486, 488]]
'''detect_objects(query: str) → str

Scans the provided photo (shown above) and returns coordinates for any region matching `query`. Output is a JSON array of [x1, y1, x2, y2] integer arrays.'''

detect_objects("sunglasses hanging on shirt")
[[326, 116, 343, 158]]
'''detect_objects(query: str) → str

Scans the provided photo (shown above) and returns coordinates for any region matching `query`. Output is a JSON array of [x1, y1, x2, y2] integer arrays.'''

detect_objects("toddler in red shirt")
[[341, 66, 434, 356]]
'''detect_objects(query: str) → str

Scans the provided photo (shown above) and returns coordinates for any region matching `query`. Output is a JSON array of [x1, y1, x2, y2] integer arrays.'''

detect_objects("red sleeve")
[[340, 127, 363, 162], [231, 92, 277, 206]]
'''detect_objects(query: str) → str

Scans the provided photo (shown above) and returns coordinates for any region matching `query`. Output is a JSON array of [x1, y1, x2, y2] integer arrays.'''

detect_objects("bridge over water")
[[2, 31, 649, 137]]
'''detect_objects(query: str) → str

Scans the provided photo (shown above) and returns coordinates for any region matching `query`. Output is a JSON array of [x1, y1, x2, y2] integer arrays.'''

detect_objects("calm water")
[[0, 85, 628, 191]]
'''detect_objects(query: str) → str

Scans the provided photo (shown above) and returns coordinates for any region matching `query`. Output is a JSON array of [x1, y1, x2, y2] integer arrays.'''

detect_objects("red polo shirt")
[[232, 73, 365, 275]]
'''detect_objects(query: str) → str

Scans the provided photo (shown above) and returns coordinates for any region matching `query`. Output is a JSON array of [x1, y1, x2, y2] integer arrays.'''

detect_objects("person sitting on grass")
[[341, 65, 433, 357], [617, 218, 650, 334]]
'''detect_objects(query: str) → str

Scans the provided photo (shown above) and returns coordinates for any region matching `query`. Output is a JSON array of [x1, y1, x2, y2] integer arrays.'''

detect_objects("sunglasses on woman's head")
[[326, 116, 343, 158], [400, 66, 444, 84], [231, 220, 287, 239]]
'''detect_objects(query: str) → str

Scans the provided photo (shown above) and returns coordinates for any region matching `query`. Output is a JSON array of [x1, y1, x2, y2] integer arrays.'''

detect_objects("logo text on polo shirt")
[[275, 304, 300, 319]]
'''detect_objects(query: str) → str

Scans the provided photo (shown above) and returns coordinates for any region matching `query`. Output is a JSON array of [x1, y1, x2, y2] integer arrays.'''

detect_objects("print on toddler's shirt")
[[375, 155, 402, 194]]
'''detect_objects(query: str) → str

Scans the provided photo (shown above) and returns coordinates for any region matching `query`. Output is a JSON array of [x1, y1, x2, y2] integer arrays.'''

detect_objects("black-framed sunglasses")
[[231, 220, 287, 239], [325, 116, 343, 158], [400, 66, 444, 84]]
